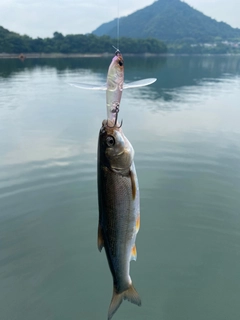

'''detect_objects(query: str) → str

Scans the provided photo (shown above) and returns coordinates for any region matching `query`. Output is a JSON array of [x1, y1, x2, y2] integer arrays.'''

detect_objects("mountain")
[[92, 0, 240, 43]]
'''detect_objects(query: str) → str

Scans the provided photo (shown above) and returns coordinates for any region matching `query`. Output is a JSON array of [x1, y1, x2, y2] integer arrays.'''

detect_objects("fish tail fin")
[[108, 288, 123, 320], [108, 284, 141, 320]]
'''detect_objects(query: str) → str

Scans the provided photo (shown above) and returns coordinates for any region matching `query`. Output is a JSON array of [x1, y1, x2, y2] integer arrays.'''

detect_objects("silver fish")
[[97, 119, 141, 320]]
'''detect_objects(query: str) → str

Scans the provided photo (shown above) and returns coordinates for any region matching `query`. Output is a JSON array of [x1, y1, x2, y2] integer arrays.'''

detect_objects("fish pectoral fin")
[[131, 244, 137, 261], [97, 224, 104, 252], [108, 284, 141, 320], [129, 169, 137, 200]]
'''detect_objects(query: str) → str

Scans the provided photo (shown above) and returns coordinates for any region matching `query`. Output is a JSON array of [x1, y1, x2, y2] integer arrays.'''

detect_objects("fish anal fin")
[[131, 244, 137, 261], [98, 224, 104, 252], [108, 284, 141, 320], [136, 215, 140, 233]]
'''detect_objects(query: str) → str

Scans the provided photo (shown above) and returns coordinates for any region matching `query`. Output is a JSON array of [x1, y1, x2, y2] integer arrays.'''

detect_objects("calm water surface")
[[0, 56, 240, 320]]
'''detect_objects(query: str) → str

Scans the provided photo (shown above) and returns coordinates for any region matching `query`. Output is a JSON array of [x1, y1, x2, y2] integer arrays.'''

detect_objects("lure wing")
[[69, 82, 107, 90], [69, 78, 157, 91], [123, 78, 157, 89]]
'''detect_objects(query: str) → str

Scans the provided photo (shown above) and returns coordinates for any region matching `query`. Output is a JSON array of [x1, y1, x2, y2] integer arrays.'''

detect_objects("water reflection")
[[1, 56, 240, 103]]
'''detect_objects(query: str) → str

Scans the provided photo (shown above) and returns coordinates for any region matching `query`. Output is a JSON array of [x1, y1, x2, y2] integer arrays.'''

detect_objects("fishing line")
[[117, 0, 120, 49]]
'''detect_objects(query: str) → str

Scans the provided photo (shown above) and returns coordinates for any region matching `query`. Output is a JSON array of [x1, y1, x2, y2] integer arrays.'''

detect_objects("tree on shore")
[[0, 27, 167, 54]]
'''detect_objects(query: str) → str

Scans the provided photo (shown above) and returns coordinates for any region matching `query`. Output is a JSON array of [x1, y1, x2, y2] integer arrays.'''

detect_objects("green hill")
[[92, 0, 240, 43], [0, 26, 32, 53], [0, 27, 167, 54]]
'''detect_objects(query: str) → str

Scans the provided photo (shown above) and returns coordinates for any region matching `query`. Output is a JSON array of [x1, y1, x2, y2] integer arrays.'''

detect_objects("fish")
[[97, 119, 141, 320]]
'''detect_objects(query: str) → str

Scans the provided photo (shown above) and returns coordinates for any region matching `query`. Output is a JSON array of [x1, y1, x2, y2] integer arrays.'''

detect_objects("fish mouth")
[[101, 119, 122, 133]]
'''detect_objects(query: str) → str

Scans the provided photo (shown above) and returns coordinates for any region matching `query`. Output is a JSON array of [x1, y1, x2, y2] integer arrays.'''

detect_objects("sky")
[[0, 0, 240, 38]]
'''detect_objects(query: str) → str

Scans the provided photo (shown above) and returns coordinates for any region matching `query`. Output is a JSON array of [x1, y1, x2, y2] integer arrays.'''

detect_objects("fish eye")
[[118, 60, 123, 67], [106, 136, 115, 147]]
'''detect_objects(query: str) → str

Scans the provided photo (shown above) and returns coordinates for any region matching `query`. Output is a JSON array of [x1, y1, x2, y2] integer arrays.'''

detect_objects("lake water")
[[0, 56, 240, 320]]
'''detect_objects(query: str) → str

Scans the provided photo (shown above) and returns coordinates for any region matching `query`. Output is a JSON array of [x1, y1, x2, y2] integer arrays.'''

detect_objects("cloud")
[[0, 0, 239, 38], [186, 0, 240, 28]]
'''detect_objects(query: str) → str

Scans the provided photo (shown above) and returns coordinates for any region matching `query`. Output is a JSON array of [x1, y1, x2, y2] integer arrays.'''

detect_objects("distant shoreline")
[[1, 53, 166, 59], [0, 53, 112, 59], [1, 53, 240, 59]]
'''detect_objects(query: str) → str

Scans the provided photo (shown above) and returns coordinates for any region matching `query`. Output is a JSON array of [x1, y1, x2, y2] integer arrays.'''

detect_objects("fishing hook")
[[106, 106, 123, 128]]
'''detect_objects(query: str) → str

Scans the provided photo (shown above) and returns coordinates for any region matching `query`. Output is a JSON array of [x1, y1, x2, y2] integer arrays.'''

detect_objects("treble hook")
[[106, 106, 123, 128]]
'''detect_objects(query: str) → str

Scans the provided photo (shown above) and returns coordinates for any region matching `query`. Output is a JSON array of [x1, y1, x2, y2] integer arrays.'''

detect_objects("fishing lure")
[[69, 49, 157, 121]]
